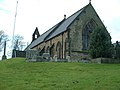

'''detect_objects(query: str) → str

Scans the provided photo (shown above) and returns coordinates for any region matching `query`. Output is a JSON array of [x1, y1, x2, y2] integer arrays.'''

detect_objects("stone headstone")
[[66, 55, 70, 62], [53, 55, 57, 62]]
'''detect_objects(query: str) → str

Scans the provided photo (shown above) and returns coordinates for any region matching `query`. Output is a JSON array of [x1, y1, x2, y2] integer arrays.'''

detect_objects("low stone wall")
[[70, 51, 89, 62], [91, 58, 102, 64], [101, 58, 120, 64], [26, 50, 120, 63], [91, 58, 120, 64]]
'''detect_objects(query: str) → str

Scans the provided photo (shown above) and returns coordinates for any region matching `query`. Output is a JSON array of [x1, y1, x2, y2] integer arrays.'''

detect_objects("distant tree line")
[[0, 30, 27, 53], [13, 34, 26, 51]]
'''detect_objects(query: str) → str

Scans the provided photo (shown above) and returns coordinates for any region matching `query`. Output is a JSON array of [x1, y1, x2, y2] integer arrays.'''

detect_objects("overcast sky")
[[0, 0, 120, 44]]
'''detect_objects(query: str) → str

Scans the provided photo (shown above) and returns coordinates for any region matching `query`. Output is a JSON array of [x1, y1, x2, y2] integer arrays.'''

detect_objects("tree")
[[13, 34, 25, 51], [89, 27, 113, 58], [0, 30, 9, 52]]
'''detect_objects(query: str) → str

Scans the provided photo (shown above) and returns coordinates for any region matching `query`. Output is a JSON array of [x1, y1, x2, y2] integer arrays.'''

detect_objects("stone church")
[[25, 3, 108, 61]]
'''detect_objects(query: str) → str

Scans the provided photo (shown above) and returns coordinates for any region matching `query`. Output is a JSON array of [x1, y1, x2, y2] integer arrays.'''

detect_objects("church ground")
[[0, 58, 120, 90]]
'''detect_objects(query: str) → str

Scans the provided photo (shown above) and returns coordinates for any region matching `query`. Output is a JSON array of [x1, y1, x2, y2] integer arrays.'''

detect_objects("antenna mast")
[[12, 1, 18, 56]]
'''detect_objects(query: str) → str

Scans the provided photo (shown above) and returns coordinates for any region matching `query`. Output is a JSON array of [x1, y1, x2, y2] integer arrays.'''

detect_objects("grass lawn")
[[0, 58, 120, 90]]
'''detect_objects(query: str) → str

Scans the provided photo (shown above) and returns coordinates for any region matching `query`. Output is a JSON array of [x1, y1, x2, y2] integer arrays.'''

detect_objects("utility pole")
[[12, 1, 18, 58]]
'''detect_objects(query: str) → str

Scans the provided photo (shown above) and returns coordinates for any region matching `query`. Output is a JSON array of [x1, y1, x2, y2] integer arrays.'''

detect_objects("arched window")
[[39, 46, 45, 56], [56, 42, 62, 59], [82, 19, 97, 50], [46, 46, 50, 53], [50, 44, 54, 57]]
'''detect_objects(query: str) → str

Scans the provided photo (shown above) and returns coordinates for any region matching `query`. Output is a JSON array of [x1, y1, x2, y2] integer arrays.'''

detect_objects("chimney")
[[64, 14, 66, 19]]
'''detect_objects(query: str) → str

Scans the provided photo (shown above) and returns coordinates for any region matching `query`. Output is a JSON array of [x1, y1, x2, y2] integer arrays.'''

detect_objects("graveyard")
[[0, 1, 120, 90], [0, 58, 120, 90]]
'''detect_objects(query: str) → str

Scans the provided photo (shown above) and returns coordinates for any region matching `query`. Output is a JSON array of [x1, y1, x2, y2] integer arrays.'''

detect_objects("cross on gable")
[[89, 0, 91, 3]]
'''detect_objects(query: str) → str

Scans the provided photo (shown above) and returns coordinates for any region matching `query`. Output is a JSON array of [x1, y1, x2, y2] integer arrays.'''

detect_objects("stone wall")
[[32, 31, 68, 60], [12, 50, 26, 58], [68, 4, 106, 61]]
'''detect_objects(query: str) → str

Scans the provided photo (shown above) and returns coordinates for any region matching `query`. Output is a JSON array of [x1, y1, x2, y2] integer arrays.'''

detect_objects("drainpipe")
[[67, 28, 71, 56]]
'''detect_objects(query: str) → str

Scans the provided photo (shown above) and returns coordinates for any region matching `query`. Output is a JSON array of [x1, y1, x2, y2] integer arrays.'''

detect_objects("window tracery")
[[82, 19, 97, 50]]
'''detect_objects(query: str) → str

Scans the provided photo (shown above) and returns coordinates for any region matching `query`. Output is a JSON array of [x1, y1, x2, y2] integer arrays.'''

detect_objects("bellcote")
[[32, 27, 40, 42]]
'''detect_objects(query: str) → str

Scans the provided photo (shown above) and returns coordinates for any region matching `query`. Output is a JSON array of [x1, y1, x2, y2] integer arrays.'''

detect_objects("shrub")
[[89, 27, 113, 58]]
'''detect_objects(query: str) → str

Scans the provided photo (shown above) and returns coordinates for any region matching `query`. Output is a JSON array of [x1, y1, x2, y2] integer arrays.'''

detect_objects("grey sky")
[[0, 0, 120, 44]]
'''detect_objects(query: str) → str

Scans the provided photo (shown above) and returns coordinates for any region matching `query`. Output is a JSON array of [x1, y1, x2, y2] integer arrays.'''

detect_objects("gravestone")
[[2, 41, 7, 60], [66, 55, 70, 62], [26, 50, 38, 61]]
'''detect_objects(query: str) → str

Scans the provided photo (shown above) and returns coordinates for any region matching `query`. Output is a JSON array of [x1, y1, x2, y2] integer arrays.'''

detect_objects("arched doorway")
[[46, 46, 50, 53]]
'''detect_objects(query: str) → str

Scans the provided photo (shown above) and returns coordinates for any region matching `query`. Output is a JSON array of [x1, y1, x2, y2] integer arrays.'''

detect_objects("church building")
[[25, 3, 109, 61]]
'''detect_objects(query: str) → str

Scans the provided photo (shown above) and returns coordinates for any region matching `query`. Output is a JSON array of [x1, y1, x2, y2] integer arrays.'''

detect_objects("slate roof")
[[26, 24, 58, 49], [25, 3, 90, 50], [46, 8, 83, 40]]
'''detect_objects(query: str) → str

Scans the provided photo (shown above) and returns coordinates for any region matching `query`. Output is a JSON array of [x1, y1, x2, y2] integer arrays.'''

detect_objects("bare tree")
[[0, 30, 9, 52], [13, 34, 25, 51]]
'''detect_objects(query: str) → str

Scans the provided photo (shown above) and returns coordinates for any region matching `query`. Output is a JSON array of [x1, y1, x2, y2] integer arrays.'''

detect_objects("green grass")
[[0, 58, 120, 90]]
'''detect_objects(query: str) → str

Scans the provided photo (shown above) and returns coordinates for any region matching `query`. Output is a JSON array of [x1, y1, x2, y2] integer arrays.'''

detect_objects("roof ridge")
[[64, 3, 89, 21]]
